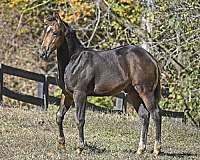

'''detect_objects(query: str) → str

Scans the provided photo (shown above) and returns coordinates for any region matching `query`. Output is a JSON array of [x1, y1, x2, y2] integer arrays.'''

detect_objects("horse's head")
[[39, 13, 65, 60]]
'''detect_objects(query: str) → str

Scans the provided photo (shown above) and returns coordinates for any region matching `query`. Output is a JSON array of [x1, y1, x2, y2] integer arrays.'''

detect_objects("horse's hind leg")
[[152, 105, 161, 155], [56, 93, 72, 149], [127, 89, 150, 154], [137, 105, 150, 154], [135, 85, 161, 155]]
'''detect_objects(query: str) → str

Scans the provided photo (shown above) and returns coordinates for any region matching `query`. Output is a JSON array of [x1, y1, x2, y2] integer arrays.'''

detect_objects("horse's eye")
[[52, 32, 58, 36]]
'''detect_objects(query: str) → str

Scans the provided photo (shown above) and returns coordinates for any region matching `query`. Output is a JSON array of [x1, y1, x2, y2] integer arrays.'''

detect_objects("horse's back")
[[88, 45, 159, 94], [95, 45, 159, 89], [94, 45, 158, 83]]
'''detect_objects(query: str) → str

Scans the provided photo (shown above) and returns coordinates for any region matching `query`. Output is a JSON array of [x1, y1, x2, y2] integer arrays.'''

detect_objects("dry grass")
[[0, 106, 199, 160]]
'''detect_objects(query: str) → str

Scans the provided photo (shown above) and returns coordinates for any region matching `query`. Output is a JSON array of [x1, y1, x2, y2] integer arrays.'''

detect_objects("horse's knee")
[[76, 117, 85, 128], [56, 104, 70, 125], [151, 108, 161, 121], [138, 105, 150, 118], [138, 105, 150, 124], [56, 111, 63, 125]]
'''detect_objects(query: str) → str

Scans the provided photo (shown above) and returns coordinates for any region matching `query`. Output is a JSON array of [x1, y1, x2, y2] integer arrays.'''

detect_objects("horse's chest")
[[64, 61, 93, 90]]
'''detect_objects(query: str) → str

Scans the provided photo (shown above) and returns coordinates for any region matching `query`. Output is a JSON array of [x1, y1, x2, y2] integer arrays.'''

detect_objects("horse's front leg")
[[56, 93, 72, 149], [73, 90, 87, 153]]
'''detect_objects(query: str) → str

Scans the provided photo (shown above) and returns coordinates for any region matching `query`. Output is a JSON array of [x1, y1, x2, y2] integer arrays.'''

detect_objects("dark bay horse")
[[39, 13, 162, 155]]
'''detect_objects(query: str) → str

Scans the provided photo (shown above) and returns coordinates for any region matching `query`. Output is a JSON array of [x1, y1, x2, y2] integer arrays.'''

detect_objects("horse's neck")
[[57, 41, 69, 85], [56, 31, 84, 86], [66, 31, 84, 56]]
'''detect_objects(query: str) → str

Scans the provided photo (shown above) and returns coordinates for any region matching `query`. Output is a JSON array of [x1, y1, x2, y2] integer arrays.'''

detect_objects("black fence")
[[0, 63, 61, 110], [0, 64, 127, 112], [0, 63, 187, 123]]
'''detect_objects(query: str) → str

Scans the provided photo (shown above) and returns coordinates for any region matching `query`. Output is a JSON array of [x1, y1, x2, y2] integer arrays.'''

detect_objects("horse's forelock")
[[46, 16, 56, 22]]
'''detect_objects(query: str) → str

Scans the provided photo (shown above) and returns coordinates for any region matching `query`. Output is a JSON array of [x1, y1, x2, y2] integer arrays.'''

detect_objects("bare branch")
[[87, 0, 101, 47]]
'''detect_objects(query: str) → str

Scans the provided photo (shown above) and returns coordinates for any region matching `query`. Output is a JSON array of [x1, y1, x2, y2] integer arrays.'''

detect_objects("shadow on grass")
[[84, 143, 108, 154], [84, 143, 136, 155], [160, 152, 197, 158]]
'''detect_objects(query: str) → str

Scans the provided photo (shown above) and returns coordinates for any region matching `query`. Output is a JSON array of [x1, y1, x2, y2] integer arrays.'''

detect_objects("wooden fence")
[[0, 63, 187, 123], [0, 63, 127, 112], [0, 63, 59, 110]]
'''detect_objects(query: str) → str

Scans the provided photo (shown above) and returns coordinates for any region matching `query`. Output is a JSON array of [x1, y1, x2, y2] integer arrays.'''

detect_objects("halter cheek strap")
[[46, 25, 52, 33]]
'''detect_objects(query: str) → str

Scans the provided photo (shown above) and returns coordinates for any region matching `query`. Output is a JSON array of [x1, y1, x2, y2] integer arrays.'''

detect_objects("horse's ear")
[[44, 14, 55, 24], [44, 16, 50, 24], [54, 13, 62, 25], [63, 22, 72, 36]]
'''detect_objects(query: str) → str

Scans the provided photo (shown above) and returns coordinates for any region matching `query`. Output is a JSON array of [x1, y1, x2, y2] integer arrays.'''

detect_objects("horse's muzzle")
[[39, 48, 50, 61]]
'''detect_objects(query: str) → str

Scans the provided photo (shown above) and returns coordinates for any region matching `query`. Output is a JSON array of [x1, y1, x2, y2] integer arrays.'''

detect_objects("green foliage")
[[53, 86, 62, 98], [2, 0, 200, 122], [87, 96, 114, 109], [152, 0, 200, 121], [110, 0, 144, 25]]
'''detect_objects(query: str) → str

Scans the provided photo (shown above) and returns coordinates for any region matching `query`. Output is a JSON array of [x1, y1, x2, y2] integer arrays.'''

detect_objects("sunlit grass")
[[0, 107, 199, 160]]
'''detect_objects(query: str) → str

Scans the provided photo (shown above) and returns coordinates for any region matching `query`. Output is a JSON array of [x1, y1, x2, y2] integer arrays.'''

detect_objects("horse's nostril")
[[43, 54, 48, 60], [40, 53, 44, 58], [39, 48, 46, 57], [38, 50, 46, 59], [40, 51, 49, 60]]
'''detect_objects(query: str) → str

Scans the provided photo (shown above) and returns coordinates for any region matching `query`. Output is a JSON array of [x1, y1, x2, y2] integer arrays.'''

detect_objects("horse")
[[39, 13, 162, 156]]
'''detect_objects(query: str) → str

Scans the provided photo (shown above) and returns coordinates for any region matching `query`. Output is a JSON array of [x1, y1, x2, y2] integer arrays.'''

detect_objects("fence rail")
[[0, 63, 187, 122], [0, 63, 127, 111], [0, 64, 59, 109]]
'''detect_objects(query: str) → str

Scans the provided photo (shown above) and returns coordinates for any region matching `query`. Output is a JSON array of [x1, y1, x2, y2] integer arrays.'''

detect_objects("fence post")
[[113, 92, 127, 113], [42, 75, 49, 110], [37, 82, 43, 99], [37, 82, 44, 110], [115, 97, 123, 111], [0, 64, 3, 104]]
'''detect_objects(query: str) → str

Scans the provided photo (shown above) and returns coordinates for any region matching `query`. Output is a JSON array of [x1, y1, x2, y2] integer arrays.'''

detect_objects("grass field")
[[0, 106, 199, 160]]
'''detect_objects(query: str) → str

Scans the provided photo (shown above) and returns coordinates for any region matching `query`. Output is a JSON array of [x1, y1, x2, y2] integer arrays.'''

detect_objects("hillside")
[[0, 106, 199, 160]]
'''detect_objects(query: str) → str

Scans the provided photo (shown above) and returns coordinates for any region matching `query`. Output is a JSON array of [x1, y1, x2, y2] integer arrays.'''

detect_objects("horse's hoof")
[[136, 148, 145, 155], [77, 147, 84, 155], [57, 143, 66, 150], [153, 142, 161, 156], [153, 149, 161, 156], [58, 137, 65, 144], [57, 137, 66, 150]]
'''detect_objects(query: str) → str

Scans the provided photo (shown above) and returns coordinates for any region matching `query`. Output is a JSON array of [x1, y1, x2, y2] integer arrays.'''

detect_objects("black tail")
[[154, 66, 161, 104]]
